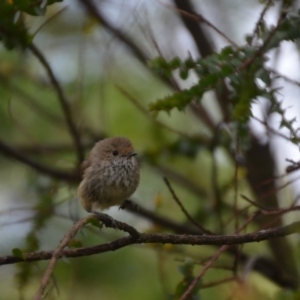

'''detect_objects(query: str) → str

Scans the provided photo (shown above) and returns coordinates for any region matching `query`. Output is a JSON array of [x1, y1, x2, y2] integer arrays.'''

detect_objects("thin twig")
[[259, 197, 300, 230], [164, 3, 238, 47], [78, 0, 148, 65], [241, 194, 268, 209], [238, 14, 286, 71], [33, 213, 140, 300], [201, 276, 237, 289], [180, 245, 229, 300], [163, 177, 212, 234], [28, 43, 84, 168], [286, 159, 300, 173], [179, 209, 263, 299], [267, 67, 300, 86], [33, 6, 68, 37], [153, 165, 207, 198], [0, 139, 79, 182], [33, 215, 93, 300], [256, 174, 300, 202], [122, 199, 207, 235], [251, 116, 291, 141], [241, 195, 300, 217], [249, 0, 274, 45]]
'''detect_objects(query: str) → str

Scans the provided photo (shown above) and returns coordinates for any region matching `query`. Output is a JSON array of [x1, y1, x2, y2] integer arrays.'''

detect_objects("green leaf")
[[170, 57, 182, 68], [263, 13, 300, 51], [12, 248, 25, 260], [276, 289, 300, 300], [86, 217, 101, 228], [220, 45, 235, 57], [0, 0, 62, 49], [198, 73, 219, 89], [149, 86, 205, 113], [219, 64, 234, 77], [148, 57, 177, 77], [179, 68, 189, 80], [68, 239, 83, 248], [184, 58, 195, 68], [172, 258, 201, 300]]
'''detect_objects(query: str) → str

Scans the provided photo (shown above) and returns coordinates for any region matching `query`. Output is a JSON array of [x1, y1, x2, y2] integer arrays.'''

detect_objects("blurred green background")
[[1, 1, 300, 299]]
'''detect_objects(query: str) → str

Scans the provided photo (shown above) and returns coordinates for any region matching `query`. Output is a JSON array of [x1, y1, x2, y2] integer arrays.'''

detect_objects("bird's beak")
[[127, 152, 137, 158]]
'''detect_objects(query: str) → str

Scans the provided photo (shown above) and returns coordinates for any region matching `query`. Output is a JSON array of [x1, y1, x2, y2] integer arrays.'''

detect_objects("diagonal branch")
[[164, 177, 212, 234], [172, 0, 230, 122], [28, 43, 84, 168], [78, 0, 180, 90], [33, 213, 140, 300], [33, 216, 92, 300], [78, 0, 148, 65], [180, 245, 229, 300], [0, 139, 79, 182]]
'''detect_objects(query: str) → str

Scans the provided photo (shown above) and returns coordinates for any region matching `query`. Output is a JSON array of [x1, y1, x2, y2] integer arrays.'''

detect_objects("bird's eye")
[[112, 150, 119, 156]]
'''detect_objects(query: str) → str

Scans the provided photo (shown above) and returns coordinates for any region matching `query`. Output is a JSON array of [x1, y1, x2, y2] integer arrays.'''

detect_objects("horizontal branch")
[[2, 220, 300, 266], [0, 140, 79, 183]]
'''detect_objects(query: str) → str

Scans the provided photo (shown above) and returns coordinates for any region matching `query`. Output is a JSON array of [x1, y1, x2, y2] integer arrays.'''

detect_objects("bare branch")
[[238, 14, 286, 71], [28, 43, 84, 167], [78, 0, 148, 65], [170, 2, 238, 48], [249, 0, 274, 45], [201, 276, 236, 289], [0, 139, 79, 182], [180, 245, 229, 300], [2, 219, 300, 267], [163, 177, 212, 234], [33, 216, 93, 300]]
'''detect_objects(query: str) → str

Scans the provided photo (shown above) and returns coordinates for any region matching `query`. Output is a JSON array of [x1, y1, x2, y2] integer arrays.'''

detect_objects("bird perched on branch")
[[78, 137, 140, 213]]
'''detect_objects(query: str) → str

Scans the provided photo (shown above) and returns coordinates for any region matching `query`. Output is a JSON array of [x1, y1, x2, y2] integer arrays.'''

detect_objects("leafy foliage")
[[172, 259, 201, 300], [0, 0, 62, 49], [149, 48, 262, 121], [149, 9, 300, 126]]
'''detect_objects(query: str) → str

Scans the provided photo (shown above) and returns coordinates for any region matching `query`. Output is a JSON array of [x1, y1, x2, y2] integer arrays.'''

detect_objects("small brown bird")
[[78, 137, 140, 213]]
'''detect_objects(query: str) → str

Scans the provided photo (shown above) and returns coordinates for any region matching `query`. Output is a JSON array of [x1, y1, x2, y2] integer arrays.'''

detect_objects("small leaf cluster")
[[262, 11, 300, 51], [148, 46, 276, 150], [149, 47, 263, 121], [171, 258, 201, 300], [269, 98, 300, 145], [149, 10, 300, 125], [0, 0, 62, 50]]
